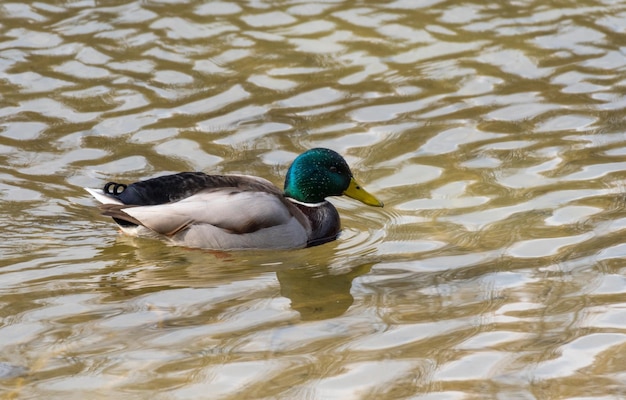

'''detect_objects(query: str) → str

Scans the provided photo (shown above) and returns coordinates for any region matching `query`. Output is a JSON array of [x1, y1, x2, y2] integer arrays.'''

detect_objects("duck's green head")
[[284, 148, 383, 207]]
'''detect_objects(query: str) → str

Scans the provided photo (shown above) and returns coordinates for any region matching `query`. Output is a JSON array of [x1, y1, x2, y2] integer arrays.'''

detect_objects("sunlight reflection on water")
[[1, 0, 626, 399]]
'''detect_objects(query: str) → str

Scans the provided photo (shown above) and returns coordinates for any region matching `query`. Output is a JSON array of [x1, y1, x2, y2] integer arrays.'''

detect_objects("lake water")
[[2, 0, 626, 398]]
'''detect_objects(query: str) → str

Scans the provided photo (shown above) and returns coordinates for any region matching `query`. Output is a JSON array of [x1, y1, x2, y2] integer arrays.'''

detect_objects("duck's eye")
[[329, 166, 338, 173]]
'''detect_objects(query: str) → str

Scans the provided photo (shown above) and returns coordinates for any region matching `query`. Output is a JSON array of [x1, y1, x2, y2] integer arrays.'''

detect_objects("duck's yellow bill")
[[343, 178, 384, 207]]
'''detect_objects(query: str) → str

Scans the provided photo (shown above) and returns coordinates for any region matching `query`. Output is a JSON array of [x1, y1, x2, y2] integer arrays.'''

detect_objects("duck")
[[85, 148, 383, 250]]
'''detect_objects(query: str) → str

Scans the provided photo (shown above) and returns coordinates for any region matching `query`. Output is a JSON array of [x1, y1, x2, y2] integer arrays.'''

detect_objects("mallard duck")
[[85, 148, 383, 250]]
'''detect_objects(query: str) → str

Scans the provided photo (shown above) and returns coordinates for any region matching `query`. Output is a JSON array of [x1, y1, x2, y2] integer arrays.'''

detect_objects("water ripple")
[[1, 0, 626, 398]]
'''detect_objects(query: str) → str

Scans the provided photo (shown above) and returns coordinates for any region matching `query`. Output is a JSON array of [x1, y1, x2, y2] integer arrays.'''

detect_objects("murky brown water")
[[2, 0, 626, 398]]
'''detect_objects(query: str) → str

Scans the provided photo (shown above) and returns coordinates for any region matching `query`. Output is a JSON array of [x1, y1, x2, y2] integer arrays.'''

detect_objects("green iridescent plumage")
[[285, 148, 354, 203]]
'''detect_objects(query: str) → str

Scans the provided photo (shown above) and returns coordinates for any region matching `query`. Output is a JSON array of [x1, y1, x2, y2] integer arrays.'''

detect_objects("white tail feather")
[[84, 188, 123, 205]]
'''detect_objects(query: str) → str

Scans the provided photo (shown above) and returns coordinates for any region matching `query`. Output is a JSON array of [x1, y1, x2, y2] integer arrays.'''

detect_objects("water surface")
[[2, 0, 626, 398]]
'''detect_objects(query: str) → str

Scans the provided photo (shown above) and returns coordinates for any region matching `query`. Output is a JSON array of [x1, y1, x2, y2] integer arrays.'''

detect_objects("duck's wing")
[[100, 188, 312, 249], [101, 188, 304, 236]]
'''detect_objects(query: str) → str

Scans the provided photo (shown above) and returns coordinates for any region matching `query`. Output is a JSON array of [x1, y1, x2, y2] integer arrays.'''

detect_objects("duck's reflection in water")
[[277, 263, 373, 320]]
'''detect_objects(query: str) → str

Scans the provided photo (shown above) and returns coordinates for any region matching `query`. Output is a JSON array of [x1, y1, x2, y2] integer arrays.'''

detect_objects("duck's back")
[[111, 172, 280, 206]]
